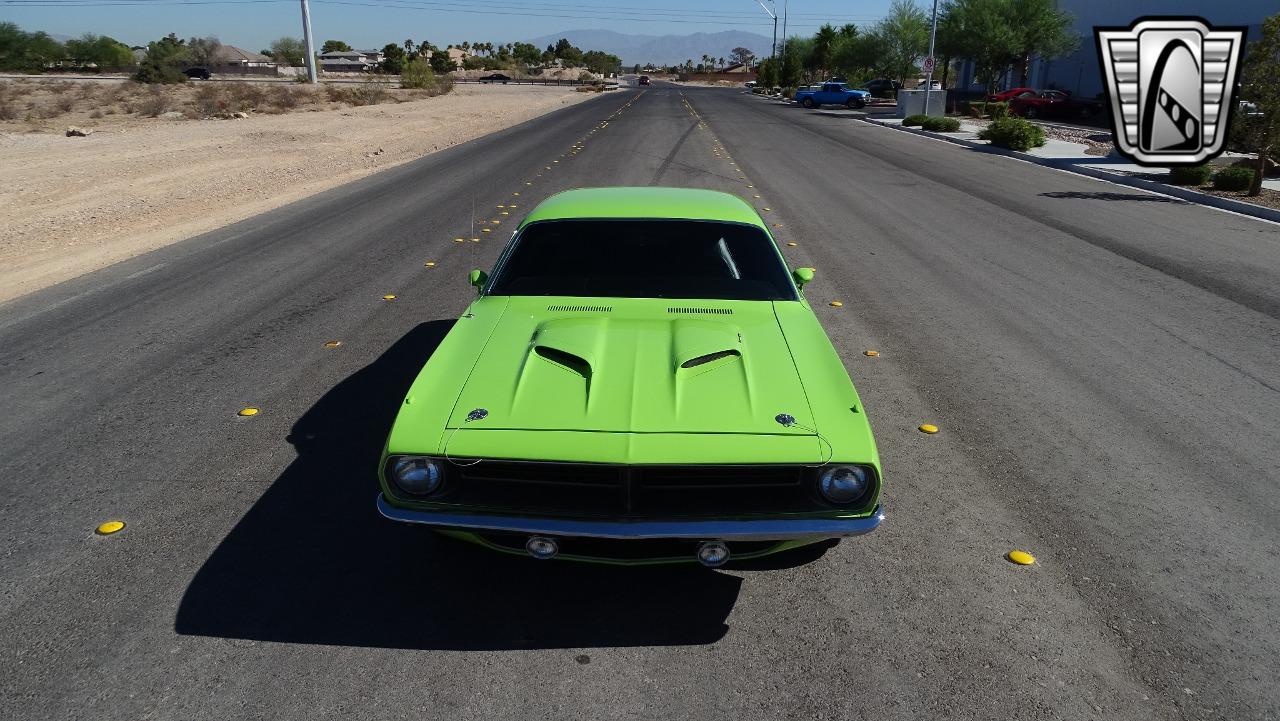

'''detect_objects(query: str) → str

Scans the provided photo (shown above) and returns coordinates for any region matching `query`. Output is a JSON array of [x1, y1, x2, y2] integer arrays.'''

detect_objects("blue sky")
[[1, 0, 900, 52]]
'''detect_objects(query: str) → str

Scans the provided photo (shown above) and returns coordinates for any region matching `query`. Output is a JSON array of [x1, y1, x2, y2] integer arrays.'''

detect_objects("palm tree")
[[718, 56, 725, 70]]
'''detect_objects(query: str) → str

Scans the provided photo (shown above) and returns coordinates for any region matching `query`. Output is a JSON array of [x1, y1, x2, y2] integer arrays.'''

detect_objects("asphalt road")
[[2, 84, 1278, 720]]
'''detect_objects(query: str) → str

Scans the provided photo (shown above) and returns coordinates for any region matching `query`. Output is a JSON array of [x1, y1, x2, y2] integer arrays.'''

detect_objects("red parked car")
[[1008, 90, 1102, 119], [987, 87, 1035, 102]]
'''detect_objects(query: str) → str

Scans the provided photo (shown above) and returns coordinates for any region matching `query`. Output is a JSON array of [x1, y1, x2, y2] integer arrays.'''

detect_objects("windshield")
[[487, 219, 798, 301]]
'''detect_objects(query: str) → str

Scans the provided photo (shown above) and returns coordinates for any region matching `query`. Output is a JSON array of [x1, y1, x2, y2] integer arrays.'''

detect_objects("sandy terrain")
[[0, 83, 594, 304]]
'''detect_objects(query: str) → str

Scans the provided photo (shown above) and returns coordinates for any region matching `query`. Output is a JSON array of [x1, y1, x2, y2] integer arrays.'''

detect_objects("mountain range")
[[525, 29, 773, 67]]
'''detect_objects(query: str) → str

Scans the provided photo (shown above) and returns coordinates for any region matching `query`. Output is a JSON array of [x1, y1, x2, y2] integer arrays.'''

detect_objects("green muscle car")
[[377, 187, 883, 566]]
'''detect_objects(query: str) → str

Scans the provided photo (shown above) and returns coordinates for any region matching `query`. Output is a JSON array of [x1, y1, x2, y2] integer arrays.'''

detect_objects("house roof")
[[213, 45, 272, 64]]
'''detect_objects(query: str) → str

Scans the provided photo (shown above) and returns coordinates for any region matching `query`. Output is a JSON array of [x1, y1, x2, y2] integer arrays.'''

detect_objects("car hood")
[[445, 297, 815, 435]]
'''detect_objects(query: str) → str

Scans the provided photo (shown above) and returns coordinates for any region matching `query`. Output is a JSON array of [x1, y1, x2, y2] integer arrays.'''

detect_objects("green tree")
[[0, 23, 66, 71], [730, 46, 755, 67], [185, 36, 221, 66], [270, 37, 306, 66], [809, 24, 839, 79], [380, 43, 405, 74], [65, 33, 133, 68], [428, 47, 453, 74], [583, 49, 620, 75], [756, 56, 779, 87], [1236, 12, 1280, 196], [512, 41, 541, 66], [321, 39, 352, 54], [833, 28, 889, 81], [553, 38, 584, 66], [1008, 0, 1077, 85], [877, 0, 930, 85], [942, 0, 1020, 94], [133, 33, 188, 83]]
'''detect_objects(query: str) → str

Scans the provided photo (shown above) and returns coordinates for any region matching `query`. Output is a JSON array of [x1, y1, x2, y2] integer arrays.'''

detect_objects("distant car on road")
[[183, 67, 212, 80], [915, 80, 942, 90], [794, 82, 870, 109], [479, 73, 511, 84], [638, 75, 651, 86], [744, 80, 756, 88], [987, 87, 1035, 102], [1008, 89, 1102, 119], [862, 78, 901, 97]]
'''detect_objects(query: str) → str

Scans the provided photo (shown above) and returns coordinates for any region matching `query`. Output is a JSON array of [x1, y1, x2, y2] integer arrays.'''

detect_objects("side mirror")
[[792, 267, 814, 290], [468, 269, 488, 293]]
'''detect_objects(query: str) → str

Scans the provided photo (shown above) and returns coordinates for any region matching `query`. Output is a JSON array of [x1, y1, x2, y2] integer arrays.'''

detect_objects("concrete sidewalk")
[[868, 116, 1280, 220]]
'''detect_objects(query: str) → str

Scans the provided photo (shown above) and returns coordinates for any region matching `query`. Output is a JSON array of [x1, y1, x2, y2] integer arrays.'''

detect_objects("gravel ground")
[[0, 83, 594, 304]]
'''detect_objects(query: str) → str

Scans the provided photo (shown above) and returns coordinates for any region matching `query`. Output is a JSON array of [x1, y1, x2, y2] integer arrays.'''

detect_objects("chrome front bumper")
[[376, 494, 883, 541]]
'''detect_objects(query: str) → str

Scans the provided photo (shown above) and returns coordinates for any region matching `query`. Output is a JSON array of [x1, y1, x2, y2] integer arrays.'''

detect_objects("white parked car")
[[916, 80, 942, 90]]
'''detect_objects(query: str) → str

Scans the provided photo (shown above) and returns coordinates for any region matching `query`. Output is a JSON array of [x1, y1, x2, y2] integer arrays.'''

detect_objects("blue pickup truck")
[[794, 82, 870, 109]]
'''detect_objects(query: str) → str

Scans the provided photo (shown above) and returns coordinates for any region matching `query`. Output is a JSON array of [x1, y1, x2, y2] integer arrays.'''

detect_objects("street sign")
[[923, 56, 935, 73]]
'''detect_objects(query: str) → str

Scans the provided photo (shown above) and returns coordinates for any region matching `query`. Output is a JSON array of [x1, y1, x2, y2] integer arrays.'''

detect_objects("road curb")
[[863, 118, 1280, 225]]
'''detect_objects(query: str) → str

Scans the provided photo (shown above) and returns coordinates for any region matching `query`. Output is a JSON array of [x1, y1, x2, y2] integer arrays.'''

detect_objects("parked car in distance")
[[915, 80, 942, 90], [375, 187, 884, 566], [987, 86, 1035, 102], [479, 73, 511, 84], [639, 75, 651, 86], [794, 82, 870, 109], [862, 78, 901, 98], [1008, 89, 1102, 119], [744, 80, 756, 88], [183, 67, 212, 80]]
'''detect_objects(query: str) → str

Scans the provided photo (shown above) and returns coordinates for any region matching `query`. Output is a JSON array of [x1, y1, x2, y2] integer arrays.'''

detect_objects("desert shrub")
[[902, 114, 929, 127], [55, 94, 75, 113], [349, 78, 389, 106], [268, 84, 300, 111], [0, 96, 16, 120], [324, 83, 349, 103], [1211, 166, 1255, 191], [89, 108, 104, 119], [1167, 164, 1211, 185], [138, 85, 169, 116], [133, 60, 186, 84], [78, 83, 97, 99], [974, 101, 1008, 119], [191, 83, 223, 117], [978, 117, 1046, 151], [922, 116, 961, 132], [400, 57, 434, 89], [428, 72, 453, 97], [45, 81, 71, 95], [225, 82, 265, 111]]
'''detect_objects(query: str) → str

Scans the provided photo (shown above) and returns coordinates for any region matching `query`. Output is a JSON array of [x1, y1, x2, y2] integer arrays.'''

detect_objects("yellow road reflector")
[[747, 184, 754, 188], [1007, 550, 1036, 565], [863, 350, 879, 357], [96, 520, 125, 535], [382, 294, 396, 300], [786, 242, 797, 246], [453, 237, 464, 243], [470, 237, 480, 242], [773, 223, 783, 227], [424, 261, 437, 267], [918, 423, 939, 434], [525, 182, 532, 186], [754, 194, 762, 198], [500, 211, 509, 216], [762, 207, 771, 211], [508, 204, 518, 208], [238, 407, 260, 416], [481, 228, 492, 233], [497, 204, 505, 208], [324, 340, 342, 348], [829, 301, 844, 307]]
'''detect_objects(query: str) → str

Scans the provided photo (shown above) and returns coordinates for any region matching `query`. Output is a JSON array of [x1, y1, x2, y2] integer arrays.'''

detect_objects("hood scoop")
[[679, 349, 740, 369], [534, 345, 592, 378]]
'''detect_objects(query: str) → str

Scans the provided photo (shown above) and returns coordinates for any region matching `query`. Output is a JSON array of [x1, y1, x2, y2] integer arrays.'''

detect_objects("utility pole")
[[924, 0, 939, 115], [781, 0, 788, 59], [300, 0, 318, 83]]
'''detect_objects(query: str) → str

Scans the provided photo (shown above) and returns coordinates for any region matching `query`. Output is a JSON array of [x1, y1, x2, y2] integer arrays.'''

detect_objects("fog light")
[[526, 536, 559, 560], [696, 541, 730, 568]]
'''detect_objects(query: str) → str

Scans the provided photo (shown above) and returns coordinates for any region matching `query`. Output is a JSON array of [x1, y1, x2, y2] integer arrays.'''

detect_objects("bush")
[[268, 84, 300, 111], [1167, 164, 1211, 186], [922, 116, 961, 132], [902, 114, 929, 127], [978, 117, 1046, 151], [1211, 166, 1255, 191], [137, 86, 169, 116], [191, 84, 223, 117], [400, 58, 434, 89], [132, 59, 186, 84], [225, 82, 265, 111], [973, 101, 1008, 119], [349, 78, 389, 106]]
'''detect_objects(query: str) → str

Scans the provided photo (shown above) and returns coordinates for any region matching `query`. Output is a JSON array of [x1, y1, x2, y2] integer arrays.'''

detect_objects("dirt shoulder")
[[0, 83, 595, 305]]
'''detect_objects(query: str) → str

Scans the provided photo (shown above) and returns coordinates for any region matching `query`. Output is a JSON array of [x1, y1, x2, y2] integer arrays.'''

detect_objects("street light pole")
[[300, 0, 318, 83], [755, 0, 778, 60], [924, 0, 939, 115]]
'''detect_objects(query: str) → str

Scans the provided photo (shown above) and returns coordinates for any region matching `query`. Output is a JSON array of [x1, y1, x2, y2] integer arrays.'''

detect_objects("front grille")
[[477, 532, 780, 560], [442, 461, 826, 518]]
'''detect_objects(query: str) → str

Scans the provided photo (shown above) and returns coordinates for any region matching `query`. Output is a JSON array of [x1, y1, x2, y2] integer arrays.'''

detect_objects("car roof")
[[521, 187, 766, 228]]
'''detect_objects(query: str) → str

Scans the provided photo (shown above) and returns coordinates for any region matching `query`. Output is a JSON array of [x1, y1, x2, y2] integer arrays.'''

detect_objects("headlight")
[[817, 465, 871, 505], [390, 456, 443, 497]]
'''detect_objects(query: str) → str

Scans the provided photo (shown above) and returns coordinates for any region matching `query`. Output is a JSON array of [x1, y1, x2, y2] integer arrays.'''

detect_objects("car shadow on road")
[[175, 320, 743, 650]]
